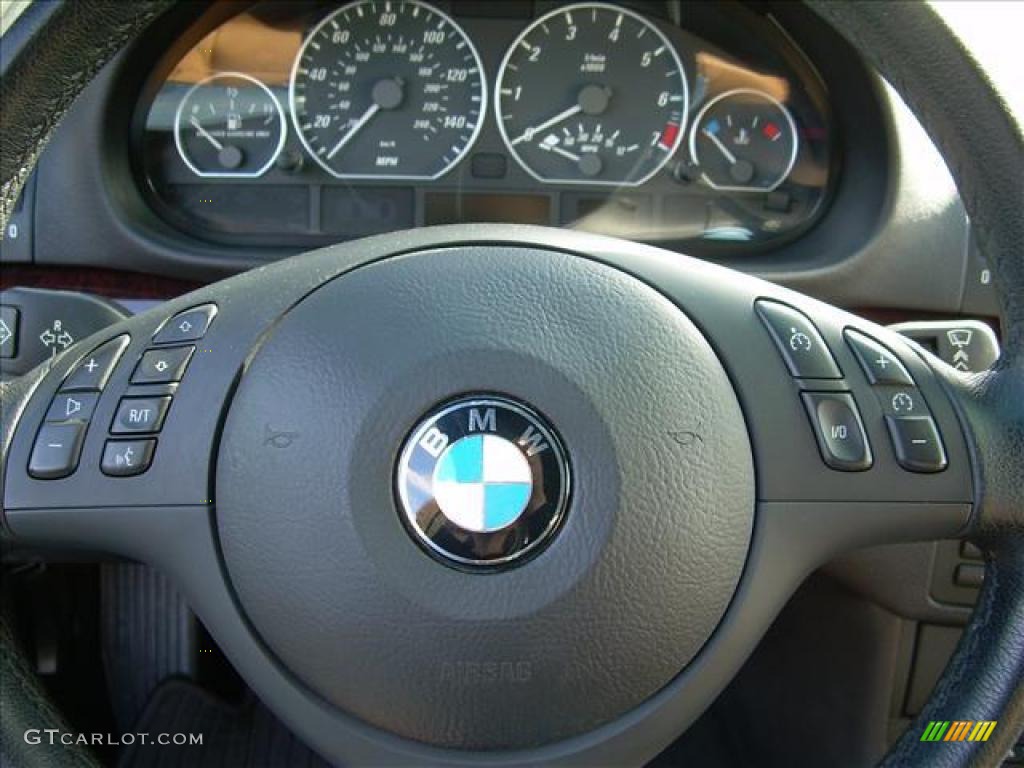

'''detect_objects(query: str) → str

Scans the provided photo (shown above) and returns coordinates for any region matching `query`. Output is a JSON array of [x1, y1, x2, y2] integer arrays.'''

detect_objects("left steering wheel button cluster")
[[28, 335, 130, 480], [755, 300, 842, 379]]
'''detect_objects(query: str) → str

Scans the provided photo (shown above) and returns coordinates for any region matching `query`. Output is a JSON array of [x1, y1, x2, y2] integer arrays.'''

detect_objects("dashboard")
[[137, 0, 835, 255]]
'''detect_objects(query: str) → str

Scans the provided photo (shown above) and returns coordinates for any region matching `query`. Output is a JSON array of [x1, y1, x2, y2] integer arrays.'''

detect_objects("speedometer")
[[495, 3, 688, 186], [289, 0, 486, 179]]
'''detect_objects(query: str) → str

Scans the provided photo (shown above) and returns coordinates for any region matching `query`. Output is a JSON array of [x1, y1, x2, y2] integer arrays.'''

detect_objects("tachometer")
[[289, 0, 486, 179], [495, 3, 688, 186]]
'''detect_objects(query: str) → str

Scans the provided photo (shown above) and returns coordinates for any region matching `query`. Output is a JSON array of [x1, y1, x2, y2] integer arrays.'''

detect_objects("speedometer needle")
[[703, 128, 737, 164], [543, 144, 581, 162], [191, 117, 224, 151], [327, 103, 380, 161], [511, 105, 583, 146]]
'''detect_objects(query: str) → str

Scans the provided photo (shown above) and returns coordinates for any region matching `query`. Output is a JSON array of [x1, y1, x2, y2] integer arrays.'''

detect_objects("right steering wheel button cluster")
[[844, 329, 947, 473]]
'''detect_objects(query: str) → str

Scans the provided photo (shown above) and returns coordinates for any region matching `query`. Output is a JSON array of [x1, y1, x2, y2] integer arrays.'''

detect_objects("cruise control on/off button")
[[801, 392, 873, 471]]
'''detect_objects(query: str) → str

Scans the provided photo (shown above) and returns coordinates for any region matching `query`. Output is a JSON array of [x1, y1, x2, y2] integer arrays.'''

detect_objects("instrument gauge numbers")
[[173, 72, 286, 178], [495, 3, 689, 186]]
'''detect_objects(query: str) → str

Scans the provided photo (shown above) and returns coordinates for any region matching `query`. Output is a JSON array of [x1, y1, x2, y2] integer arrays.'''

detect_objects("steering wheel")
[[1, 2, 1021, 766]]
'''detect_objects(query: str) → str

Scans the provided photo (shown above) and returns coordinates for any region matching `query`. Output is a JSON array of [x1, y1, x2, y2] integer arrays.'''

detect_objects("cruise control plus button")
[[29, 423, 87, 479], [111, 396, 172, 434], [801, 392, 872, 471], [844, 329, 915, 386], [756, 300, 842, 379], [62, 335, 130, 392], [884, 415, 947, 473], [46, 392, 99, 423], [152, 304, 217, 345], [101, 439, 156, 477], [131, 346, 194, 384]]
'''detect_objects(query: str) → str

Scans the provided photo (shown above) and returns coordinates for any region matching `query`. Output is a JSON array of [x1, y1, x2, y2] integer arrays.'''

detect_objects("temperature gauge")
[[689, 88, 798, 192], [174, 72, 286, 178]]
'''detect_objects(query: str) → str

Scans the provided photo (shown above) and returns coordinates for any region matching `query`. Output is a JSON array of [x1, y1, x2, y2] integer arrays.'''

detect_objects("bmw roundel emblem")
[[396, 396, 570, 568]]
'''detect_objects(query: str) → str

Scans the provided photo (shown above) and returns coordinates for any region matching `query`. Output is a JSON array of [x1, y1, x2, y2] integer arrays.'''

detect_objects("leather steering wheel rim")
[[1, 2, 1022, 767]]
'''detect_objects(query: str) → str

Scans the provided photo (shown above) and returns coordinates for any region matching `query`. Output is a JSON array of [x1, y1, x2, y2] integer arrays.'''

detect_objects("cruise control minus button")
[[884, 415, 948, 473], [756, 300, 842, 379], [152, 304, 217, 345], [801, 392, 873, 471], [111, 396, 172, 434], [131, 346, 193, 384]]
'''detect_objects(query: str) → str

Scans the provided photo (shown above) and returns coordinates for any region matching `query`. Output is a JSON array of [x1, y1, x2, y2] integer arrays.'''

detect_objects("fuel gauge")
[[689, 88, 798, 192], [174, 72, 286, 178]]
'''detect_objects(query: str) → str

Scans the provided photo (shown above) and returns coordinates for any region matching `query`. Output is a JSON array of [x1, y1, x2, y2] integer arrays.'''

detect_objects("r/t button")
[[111, 396, 172, 434]]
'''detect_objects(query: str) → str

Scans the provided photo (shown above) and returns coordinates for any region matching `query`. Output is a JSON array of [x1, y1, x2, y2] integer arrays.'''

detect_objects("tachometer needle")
[[511, 104, 583, 146], [703, 128, 737, 165], [191, 117, 224, 151], [327, 103, 380, 161]]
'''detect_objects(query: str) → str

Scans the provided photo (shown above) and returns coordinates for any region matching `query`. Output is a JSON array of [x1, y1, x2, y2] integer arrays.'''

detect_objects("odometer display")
[[289, 0, 486, 179], [496, 3, 688, 186]]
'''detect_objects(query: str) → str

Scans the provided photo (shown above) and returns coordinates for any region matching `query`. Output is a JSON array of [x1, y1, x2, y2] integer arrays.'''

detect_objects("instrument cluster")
[[138, 1, 835, 256]]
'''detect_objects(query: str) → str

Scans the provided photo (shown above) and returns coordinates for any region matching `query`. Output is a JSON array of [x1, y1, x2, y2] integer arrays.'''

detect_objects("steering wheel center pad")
[[217, 245, 754, 749]]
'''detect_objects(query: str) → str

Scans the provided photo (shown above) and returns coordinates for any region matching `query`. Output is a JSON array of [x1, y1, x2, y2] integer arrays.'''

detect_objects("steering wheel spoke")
[[589, 234, 976, 544], [0, 265, 326, 557]]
